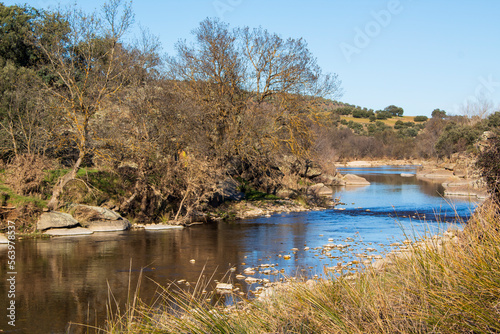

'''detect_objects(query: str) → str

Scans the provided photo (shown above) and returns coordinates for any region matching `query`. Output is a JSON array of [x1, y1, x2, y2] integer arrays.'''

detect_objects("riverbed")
[[0, 166, 479, 333]]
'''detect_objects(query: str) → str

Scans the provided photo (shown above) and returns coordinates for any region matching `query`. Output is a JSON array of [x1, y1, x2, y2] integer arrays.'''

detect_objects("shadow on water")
[[0, 166, 480, 333]]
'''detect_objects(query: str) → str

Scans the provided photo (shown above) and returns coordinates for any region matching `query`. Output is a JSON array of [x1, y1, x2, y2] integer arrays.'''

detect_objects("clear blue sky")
[[5, 0, 500, 116]]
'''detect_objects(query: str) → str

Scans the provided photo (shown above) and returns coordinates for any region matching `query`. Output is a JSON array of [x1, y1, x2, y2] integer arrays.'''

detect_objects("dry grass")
[[340, 115, 416, 127], [102, 200, 500, 334]]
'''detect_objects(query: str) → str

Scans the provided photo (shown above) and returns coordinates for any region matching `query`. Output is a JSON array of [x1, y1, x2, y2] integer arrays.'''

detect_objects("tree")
[[0, 4, 42, 68], [33, 0, 136, 210], [384, 105, 404, 117], [434, 122, 482, 158], [168, 18, 342, 191], [431, 108, 446, 119], [0, 4, 66, 158]]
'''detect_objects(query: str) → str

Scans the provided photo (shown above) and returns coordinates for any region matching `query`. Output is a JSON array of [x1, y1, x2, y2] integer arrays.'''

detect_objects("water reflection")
[[0, 166, 480, 333]]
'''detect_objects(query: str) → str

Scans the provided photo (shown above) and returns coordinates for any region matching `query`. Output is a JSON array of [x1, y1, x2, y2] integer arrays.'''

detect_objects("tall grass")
[[103, 200, 500, 333]]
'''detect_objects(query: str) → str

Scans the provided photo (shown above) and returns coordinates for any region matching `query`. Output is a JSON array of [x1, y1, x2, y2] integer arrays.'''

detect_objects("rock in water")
[[37, 212, 80, 231], [70, 205, 131, 231], [343, 174, 370, 186]]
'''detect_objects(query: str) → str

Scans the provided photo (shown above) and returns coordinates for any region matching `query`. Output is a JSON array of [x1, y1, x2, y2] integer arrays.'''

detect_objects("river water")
[[0, 166, 480, 333]]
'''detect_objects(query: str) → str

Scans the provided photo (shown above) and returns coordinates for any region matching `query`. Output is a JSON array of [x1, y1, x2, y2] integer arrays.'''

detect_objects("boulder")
[[37, 212, 79, 231], [343, 174, 370, 186], [307, 183, 334, 196], [210, 178, 244, 206], [276, 188, 296, 199], [43, 227, 94, 236], [313, 173, 342, 186], [70, 205, 131, 231]]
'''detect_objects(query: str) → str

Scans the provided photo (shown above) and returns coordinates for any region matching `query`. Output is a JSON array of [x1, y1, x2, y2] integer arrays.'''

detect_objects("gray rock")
[[86, 220, 131, 232], [308, 183, 334, 196], [71, 204, 122, 221], [276, 188, 296, 199], [37, 212, 79, 231], [343, 174, 370, 186], [218, 178, 245, 201], [313, 173, 340, 186], [43, 227, 94, 236], [71, 205, 131, 231]]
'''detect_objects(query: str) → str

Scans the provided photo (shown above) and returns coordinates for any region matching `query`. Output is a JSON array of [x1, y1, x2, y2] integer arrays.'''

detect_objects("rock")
[[210, 178, 244, 206], [443, 163, 455, 171], [276, 188, 296, 199], [71, 204, 122, 221], [37, 212, 80, 231], [313, 173, 339, 186], [71, 205, 131, 231], [216, 283, 233, 294], [343, 174, 370, 186], [0, 233, 9, 244], [219, 178, 245, 201], [416, 169, 455, 180], [401, 173, 414, 177], [307, 183, 333, 196], [43, 227, 94, 236], [86, 220, 131, 232], [443, 178, 489, 198], [299, 160, 323, 179], [345, 161, 372, 167]]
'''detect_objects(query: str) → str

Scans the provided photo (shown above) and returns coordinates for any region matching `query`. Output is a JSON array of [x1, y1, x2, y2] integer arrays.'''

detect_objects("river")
[[0, 166, 480, 333]]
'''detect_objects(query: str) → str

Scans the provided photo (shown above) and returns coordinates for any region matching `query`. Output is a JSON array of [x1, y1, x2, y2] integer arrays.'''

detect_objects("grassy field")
[[340, 115, 422, 127], [101, 199, 500, 334]]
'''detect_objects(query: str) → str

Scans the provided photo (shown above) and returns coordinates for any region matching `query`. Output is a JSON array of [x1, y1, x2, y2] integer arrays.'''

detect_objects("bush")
[[414, 115, 428, 122], [4, 154, 54, 196]]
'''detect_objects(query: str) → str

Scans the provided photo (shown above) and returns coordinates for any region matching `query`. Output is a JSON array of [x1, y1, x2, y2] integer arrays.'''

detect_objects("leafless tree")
[[33, 0, 136, 209]]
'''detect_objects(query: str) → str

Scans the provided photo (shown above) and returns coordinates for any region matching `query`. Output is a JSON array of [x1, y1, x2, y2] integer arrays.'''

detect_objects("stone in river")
[[37, 212, 79, 231], [70, 205, 131, 231]]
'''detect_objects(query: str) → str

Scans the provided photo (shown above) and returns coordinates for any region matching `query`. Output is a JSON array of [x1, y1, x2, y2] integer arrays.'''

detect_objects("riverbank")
[[102, 199, 500, 334]]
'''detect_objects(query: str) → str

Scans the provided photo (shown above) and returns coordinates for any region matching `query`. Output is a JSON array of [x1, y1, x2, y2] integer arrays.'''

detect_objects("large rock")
[[37, 212, 80, 231], [313, 173, 342, 186], [276, 188, 296, 199], [307, 183, 334, 196], [342, 174, 370, 186], [86, 220, 131, 232], [210, 178, 244, 206], [70, 205, 131, 231]]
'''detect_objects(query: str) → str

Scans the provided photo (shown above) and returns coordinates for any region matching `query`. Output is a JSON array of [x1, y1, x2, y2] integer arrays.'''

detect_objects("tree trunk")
[[46, 153, 84, 210]]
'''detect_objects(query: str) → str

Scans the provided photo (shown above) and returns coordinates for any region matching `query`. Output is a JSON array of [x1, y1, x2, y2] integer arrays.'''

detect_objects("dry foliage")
[[4, 154, 53, 196]]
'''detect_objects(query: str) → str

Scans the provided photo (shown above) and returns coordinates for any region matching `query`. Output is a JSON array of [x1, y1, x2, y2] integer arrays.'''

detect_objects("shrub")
[[4, 154, 54, 196], [414, 115, 428, 122]]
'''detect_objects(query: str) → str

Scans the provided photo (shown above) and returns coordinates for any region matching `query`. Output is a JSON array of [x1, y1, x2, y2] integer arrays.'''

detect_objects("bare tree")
[[33, 0, 135, 210], [167, 18, 246, 158]]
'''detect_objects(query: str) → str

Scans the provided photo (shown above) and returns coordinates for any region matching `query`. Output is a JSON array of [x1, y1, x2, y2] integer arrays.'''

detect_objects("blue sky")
[[5, 0, 500, 116]]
